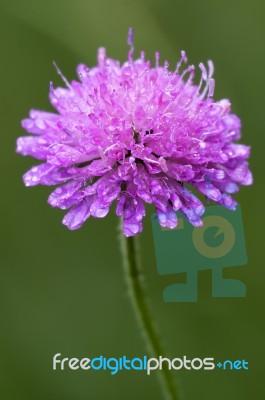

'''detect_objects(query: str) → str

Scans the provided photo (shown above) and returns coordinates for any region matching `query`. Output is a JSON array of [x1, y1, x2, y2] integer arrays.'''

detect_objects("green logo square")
[[152, 205, 247, 302]]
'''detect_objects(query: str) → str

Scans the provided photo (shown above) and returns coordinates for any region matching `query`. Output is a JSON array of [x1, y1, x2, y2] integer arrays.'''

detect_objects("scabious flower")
[[17, 29, 252, 236]]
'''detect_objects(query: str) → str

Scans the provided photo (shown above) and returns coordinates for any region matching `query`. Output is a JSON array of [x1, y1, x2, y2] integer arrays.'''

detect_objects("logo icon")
[[152, 205, 247, 302]]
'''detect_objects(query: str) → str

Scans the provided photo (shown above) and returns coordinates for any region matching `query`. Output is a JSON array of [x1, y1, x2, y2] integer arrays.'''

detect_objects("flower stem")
[[119, 223, 181, 400]]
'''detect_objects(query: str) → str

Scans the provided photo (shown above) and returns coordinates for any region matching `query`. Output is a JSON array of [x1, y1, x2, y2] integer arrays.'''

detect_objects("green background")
[[0, 0, 264, 399]]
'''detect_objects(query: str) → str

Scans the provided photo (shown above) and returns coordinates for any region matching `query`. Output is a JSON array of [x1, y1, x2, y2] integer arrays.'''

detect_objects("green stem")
[[119, 223, 181, 400]]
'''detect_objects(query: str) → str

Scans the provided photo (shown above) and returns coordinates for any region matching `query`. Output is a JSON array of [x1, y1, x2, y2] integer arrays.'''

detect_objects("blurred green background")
[[0, 0, 264, 399]]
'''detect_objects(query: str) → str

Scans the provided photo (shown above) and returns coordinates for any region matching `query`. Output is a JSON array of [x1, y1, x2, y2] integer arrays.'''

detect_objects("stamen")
[[97, 146, 107, 161], [180, 65, 195, 81], [103, 144, 117, 155], [208, 60, 214, 78], [199, 62, 207, 80], [155, 51, 160, 68], [140, 51, 145, 61], [97, 47, 106, 67], [164, 60, 169, 71], [127, 27, 134, 47], [196, 62, 207, 96], [144, 157, 160, 165], [52, 61, 72, 89], [50, 81, 55, 96], [77, 64, 89, 82], [127, 27, 134, 62], [208, 78, 215, 97], [175, 50, 188, 74], [197, 60, 216, 98], [186, 65, 195, 84]]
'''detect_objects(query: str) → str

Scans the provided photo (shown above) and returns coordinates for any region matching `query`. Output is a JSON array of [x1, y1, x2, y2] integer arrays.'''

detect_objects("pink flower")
[[17, 29, 252, 236]]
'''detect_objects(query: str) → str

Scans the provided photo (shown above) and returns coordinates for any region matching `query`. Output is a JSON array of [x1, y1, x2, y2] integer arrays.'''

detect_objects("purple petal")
[[62, 198, 93, 230], [157, 209, 178, 229], [48, 180, 84, 209]]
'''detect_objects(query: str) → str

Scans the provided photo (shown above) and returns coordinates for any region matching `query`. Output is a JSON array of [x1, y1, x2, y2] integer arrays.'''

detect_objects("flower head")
[[17, 29, 252, 236]]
